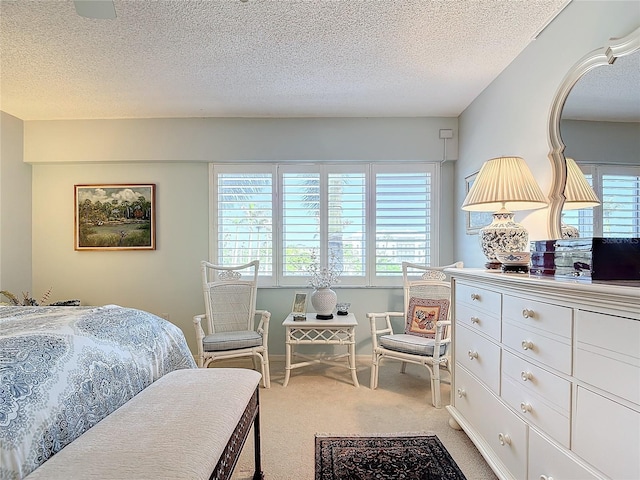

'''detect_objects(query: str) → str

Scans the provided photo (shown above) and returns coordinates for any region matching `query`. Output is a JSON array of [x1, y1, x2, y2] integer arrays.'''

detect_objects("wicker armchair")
[[367, 261, 462, 407], [193, 260, 271, 388]]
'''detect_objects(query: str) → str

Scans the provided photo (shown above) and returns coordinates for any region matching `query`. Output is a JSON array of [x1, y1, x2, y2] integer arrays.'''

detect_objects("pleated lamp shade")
[[462, 156, 547, 212], [563, 157, 600, 210], [461, 156, 547, 270]]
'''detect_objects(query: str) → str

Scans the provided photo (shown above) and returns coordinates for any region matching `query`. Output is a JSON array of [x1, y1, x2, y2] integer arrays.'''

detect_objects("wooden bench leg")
[[253, 391, 264, 480], [210, 388, 263, 480]]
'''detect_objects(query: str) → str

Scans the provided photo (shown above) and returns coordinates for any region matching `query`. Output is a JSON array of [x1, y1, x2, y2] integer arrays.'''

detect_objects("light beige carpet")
[[220, 359, 497, 480]]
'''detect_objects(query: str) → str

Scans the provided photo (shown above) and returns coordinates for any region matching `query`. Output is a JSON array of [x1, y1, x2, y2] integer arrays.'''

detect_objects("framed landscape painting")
[[465, 172, 494, 235], [74, 184, 156, 250]]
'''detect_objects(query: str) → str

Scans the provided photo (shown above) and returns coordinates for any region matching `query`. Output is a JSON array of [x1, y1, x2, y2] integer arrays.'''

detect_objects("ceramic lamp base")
[[480, 208, 529, 266]]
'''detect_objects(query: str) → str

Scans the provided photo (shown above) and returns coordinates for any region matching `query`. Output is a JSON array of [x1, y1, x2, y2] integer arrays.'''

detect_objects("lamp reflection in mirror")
[[462, 156, 547, 269], [560, 157, 601, 239]]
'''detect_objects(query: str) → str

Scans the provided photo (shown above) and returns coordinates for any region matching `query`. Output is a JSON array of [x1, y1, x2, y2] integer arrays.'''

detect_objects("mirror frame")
[[547, 26, 640, 239]]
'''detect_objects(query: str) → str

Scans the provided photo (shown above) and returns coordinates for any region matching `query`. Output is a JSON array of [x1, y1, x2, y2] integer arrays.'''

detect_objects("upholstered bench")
[[25, 368, 263, 480]]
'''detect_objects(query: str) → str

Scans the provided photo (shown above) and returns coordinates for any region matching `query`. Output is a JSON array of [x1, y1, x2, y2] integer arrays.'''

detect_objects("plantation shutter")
[[281, 168, 320, 280], [212, 165, 274, 281], [328, 171, 366, 280], [562, 165, 640, 238], [372, 164, 436, 282], [211, 162, 439, 286], [279, 165, 367, 286], [601, 170, 640, 237]]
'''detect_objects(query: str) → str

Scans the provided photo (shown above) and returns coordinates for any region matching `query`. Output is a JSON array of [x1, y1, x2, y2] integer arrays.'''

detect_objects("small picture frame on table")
[[292, 292, 307, 321]]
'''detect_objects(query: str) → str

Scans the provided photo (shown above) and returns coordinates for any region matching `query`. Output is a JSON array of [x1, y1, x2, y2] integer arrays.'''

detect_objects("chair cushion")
[[380, 334, 446, 356], [203, 331, 263, 351], [405, 297, 450, 338]]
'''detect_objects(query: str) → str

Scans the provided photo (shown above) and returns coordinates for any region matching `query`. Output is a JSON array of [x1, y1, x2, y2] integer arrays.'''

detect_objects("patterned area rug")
[[315, 433, 467, 480]]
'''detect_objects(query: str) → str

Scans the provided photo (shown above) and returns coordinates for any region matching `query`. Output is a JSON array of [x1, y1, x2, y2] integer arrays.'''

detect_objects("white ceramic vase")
[[310, 287, 337, 319]]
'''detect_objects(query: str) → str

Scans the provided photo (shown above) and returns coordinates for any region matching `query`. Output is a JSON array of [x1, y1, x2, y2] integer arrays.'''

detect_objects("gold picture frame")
[[74, 184, 156, 250]]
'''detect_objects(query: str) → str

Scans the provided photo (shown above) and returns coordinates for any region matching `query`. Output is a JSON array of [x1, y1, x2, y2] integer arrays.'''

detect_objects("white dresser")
[[446, 269, 640, 480]]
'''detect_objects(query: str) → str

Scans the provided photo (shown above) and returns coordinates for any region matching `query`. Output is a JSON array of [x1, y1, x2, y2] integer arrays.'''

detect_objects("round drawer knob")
[[471, 293, 480, 301], [467, 350, 479, 360], [498, 433, 512, 446], [521, 371, 533, 382], [540, 476, 555, 480], [520, 402, 533, 413], [521, 340, 534, 351], [457, 388, 466, 398], [522, 308, 535, 318], [470, 316, 480, 324]]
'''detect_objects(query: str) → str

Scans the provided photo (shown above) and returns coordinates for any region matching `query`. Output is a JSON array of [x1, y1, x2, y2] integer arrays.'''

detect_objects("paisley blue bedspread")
[[0, 305, 196, 480]]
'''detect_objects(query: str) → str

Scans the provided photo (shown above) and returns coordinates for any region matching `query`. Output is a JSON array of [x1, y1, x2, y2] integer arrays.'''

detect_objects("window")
[[213, 165, 275, 280], [210, 163, 439, 286], [278, 164, 368, 285], [562, 164, 640, 238], [374, 166, 433, 277]]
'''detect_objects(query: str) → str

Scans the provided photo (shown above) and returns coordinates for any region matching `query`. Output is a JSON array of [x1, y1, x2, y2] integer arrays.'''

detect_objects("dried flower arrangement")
[[0, 288, 80, 306], [1, 288, 52, 306], [307, 249, 342, 289]]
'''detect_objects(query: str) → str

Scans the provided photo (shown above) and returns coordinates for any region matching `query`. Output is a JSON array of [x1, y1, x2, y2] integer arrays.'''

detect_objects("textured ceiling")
[[562, 51, 640, 123], [1, 0, 572, 121]]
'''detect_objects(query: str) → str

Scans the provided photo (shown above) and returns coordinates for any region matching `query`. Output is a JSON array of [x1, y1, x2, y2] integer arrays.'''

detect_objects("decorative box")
[[530, 238, 640, 280], [591, 238, 640, 281], [530, 239, 592, 277]]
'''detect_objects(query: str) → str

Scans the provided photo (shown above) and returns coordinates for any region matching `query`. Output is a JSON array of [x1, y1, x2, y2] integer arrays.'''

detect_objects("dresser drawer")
[[456, 282, 501, 315], [455, 365, 527, 480], [456, 301, 501, 341], [528, 428, 599, 480], [574, 387, 640, 480], [502, 350, 571, 413], [502, 320, 572, 374], [502, 373, 570, 447], [575, 310, 640, 405], [502, 294, 572, 340], [456, 323, 501, 394]]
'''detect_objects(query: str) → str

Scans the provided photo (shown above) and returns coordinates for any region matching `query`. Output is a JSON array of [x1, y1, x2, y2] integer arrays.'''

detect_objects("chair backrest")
[[201, 260, 259, 334], [402, 261, 463, 326]]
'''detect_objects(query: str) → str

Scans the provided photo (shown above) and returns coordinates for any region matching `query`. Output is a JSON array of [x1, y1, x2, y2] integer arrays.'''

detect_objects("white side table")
[[282, 313, 359, 387]]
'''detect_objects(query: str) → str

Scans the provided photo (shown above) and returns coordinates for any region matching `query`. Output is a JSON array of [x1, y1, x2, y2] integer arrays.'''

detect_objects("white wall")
[[0, 111, 31, 295], [24, 117, 458, 163], [25, 117, 457, 355], [562, 120, 640, 164], [455, 1, 640, 268], [31, 162, 208, 338]]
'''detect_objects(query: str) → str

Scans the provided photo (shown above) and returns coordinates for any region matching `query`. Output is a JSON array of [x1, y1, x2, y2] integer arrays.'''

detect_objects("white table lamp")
[[462, 156, 547, 269]]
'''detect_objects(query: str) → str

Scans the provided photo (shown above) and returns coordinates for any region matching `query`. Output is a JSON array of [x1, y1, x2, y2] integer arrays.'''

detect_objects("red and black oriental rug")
[[315, 433, 467, 480]]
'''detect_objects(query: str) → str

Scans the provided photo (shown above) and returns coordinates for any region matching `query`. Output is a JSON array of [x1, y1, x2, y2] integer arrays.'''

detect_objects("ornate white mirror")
[[547, 26, 640, 239]]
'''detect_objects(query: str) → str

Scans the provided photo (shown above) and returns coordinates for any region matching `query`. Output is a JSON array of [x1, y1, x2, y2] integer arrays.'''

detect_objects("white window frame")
[[209, 162, 440, 287]]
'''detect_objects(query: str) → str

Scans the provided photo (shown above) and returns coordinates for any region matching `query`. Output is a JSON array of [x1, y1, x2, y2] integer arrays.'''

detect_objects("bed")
[[0, 304, 197, 480]]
